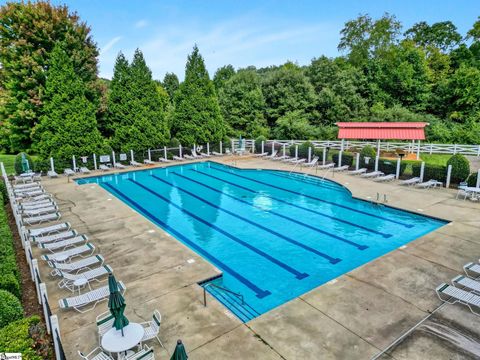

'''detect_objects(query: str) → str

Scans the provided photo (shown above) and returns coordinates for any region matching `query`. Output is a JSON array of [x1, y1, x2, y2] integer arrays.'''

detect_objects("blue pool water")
[[77, 162, 446, 321]]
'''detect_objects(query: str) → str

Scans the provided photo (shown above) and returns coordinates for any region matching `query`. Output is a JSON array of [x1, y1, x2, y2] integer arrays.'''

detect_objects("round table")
[[101, 323, 144, 357], [72, 277, 89, 295]]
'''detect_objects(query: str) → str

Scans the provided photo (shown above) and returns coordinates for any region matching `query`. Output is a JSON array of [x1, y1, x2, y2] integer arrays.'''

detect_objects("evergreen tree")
[[0, 1, 99, 152], [218, 70, 268, 138], [32, 44, 105, 160], [105, 53, 130, 137], [162, 72, 179, 102], [109, 49, 170, 152], [213, 65, 236, 90], [172, 46, 226, 145]]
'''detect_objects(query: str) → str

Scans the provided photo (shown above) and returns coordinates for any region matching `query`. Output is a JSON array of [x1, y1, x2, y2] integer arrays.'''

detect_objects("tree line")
[[1, 2, 480, 161]]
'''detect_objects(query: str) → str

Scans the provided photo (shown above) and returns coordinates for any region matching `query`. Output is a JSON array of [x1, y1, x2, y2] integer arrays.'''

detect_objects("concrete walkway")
[[33, 156, 480, 359]]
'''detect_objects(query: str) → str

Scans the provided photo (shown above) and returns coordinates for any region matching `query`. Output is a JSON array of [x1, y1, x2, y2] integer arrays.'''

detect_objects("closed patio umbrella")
[[170, 339, 188, 360], [108, 273, 129, 336]]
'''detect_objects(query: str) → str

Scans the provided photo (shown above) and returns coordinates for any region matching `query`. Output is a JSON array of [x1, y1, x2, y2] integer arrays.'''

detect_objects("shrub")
[[378, 159, 407, 176], [0, 316, 46, 359], [412, 163, 447, 182], [332, 152, 354, 167], [0, 180, 7, 204], [0, 289, 23, 328], [14, 153, 34, 175], [314, 147, 329, 160], [359, 145, 376, 169], [297, 141, 314, 159], [467, 172, 478, 187], [446, 154, 470, 184], [254, 136, 267, 153]]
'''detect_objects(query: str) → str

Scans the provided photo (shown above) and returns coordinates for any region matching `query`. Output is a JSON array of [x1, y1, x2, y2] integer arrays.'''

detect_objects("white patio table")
[[101, 322, 144, 359]]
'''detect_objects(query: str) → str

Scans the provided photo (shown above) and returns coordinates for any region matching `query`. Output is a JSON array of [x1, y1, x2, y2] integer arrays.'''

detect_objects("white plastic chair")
[[140, 310, 163, 347]]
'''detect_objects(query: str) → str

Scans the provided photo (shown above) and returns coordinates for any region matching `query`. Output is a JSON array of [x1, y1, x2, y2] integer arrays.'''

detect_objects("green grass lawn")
[[0, 154, 16, 175], [419, 153, 452, 166]]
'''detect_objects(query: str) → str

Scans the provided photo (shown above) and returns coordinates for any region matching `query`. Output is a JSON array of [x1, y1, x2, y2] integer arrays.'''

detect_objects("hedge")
[[412, 163, 447, 182], [0, 316, 45, 359], [359, 145, 377, 169], [332, 152, 354, 167], [377, 159, 407, 176], [0, 192, 21, 299], [14, 153, 34, 175], [447, 154, 470, 183], [254, 136, 267, 153], [0, 289, 23, 328], [467, 172, 478, 187]]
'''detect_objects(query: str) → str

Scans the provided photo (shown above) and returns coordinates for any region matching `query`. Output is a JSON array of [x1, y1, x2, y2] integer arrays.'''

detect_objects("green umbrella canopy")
[[108, 273, 129, 333], [170, 339, 188, 360]]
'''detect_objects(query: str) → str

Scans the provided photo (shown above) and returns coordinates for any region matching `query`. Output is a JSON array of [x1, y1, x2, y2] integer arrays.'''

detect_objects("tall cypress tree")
[[172, 46, 226, 145], [162, 72, 179, 102], [109, 49, 170, 152], [33, 44, 105, 160], [105, 53, 130, 137]]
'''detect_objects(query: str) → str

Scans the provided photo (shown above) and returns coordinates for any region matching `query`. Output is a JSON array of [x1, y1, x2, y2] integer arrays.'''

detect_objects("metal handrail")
[[203, 283, 244, 307]]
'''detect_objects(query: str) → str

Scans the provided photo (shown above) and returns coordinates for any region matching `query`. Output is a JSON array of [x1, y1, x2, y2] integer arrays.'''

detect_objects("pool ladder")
[[203, 282, 244, 307], [373, 192, 388, 205]]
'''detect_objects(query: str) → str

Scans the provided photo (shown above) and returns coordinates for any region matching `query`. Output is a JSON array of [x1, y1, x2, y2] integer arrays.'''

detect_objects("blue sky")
[[48, 0, 480, 80]]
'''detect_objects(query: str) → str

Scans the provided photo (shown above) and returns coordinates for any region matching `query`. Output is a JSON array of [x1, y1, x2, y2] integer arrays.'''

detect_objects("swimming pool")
[[77, 162, 446, 321]]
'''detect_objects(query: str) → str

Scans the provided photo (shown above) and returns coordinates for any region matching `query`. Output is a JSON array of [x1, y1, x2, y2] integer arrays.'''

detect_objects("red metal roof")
[[336, 122, 428, 140]]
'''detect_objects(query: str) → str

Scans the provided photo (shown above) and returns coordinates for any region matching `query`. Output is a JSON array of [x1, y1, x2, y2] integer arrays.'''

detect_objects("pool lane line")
[[190, 169, 391, 239], [128, 179, 310, 280], [151, 174, 345, 259], [169, 172, 368, 251], [208, 165, 414, 229], [102, 183, 271, 299], [269, 172, 344, 192]]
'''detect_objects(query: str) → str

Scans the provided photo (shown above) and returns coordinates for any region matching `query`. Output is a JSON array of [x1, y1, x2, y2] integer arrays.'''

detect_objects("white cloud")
[[135, 20, 148, 29], [100, 36, 122, 55]]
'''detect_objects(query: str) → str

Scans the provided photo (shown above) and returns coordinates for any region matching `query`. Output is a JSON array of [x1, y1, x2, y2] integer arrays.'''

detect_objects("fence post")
[[416, 140, 420, 160], [179, 145, 182, 158], [271, 141, 275, 154], [338, 151, 343, 167], [261, 141, 265, 154], [477, 145, 480, 157], [32, 259, 41, 304], [430, 144, 433, 155], [164, 146, 167, 160], [148, 149, 152, 161], [50, 157, 55, 173], [130, 150, 134, 162], [308, 147, 312, 163], [219, 142, 222, 154], [40, 283, 50, 334], [72, 155, 77, 172], [396, 157, 401, 179], [295, 145, 298, 159], [446, 164, 452, 188], [50, 315, 62, 360], [231, 139, 234, 153], [420, 162, 425, 182], [356, 153, 360, 171], [376, 140, 381, 158], [207, 143, 210, 156], [374, 156, 379, 172], [282, 144, 286, 157], [323, 147, 326, 165], [477, 169, 480, 188], [112, 151, 116, 166], [453, 144, 457, 155], [251, 140, 255, 154], [93, 154, 97, 170]]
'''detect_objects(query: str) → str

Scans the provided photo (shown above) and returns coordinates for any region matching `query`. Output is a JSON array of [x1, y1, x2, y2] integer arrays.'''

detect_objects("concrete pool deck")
[[32, 156, 480, 359]]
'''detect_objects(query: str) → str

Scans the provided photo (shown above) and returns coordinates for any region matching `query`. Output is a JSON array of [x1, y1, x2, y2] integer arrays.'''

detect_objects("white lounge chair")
[[13, 182, 40, 190], [173, 156, 184, 161], [399, 177, 420, 186], [14, 184, 42, 193], [183, 154, 194, 159], [114, 163, 126, 169], [18, 193, 52, 203], [452, 275, 480, 293], [64, 168, 75, 176], [140, 309, 164, 347], [211, 151, 224, 156], [125, 345, 155, 360], [361, 171, 384, 178], [317, 163, 334, 170], [47, 170, 59, 178], [80, 167, 91, 174], [283, 157, 297, 163], [78, 348, 114, 360], [272, 155, 289, 161], [436, 283, 480, 316], [57, 264, 112, 292], [332, 165, 349, 172], [464, 262, 480, 278], [348, 168, 367, 175], [416, 179, 442, 189], [18, 205, 58, 217], [265, 150, 278, 159], [373, 174, 396, 182], [291, 158, 307, 165], [254, 152, 269, 157], [302, 157, 319, 167], [21, 212, 61, 225], [14, 188, 44, 197], [31, 230, 77, 245], [59, 281, 126, 313], [48, 255, 104, 275], [200, 152, 212, 157], [130, 160, 142, 167], [25, 222, 71, 238], [144, 159, 155, 165], [17, 199, 55, 211], [158, 157, 171, 163], [99, 164, 110, 171], [39, 234, 88, 252], [41, 243, 95, 262]]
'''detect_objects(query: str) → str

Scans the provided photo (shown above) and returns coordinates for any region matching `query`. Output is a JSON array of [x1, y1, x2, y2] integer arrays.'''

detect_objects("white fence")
[[265, 139, 480, 156]]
